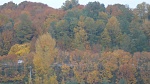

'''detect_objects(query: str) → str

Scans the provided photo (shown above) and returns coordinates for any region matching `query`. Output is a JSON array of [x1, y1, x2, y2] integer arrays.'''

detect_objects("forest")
[[0, 0, 150, 84]]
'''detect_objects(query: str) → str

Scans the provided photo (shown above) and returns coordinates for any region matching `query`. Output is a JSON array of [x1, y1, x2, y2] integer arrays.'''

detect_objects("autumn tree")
[[50, 19, 73, 50], [134, 52, 150, 84], [105, 16, 123, 48], [8, 43, 30, 57], [73, 27, 87, 50], [148, 6, 150, 20], [120, 34, 131, 52], [84, 1, 105, 20], [33, 33, 58, 84], [136, 2, 149, 20], [98, 12, 108, 24], [100, 28, 111, 48], [0, 14, 9, 30], [129, 18, 148, 53], [0, 14, 14, 55], [84, 17, 96, 44], [72, 18, 87, 50], [100, 50, 137, 84], [49, 75, 58, 84], [142, 20, 150, 47], [64, 9, 83, 20], [0, 30, 14, 56], [44, 9, 65, 33], [61, 64, 71, 82], [70, 50, 100, 83], [15, 14, 34, 44], [117, 4, 133, 34], [61, 0, 79, 10], [106, 5, 122, 16], [0, 1, 150, 84], [0, 54, 25, 82], [87, 70, 99, 84]]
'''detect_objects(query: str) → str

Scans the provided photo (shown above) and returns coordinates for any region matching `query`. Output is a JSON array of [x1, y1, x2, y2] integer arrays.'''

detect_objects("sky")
[[0, 0, 150, 9]]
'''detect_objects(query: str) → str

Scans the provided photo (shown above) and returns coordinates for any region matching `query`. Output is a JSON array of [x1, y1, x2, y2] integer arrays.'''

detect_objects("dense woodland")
[[0, 0, 150, 84]]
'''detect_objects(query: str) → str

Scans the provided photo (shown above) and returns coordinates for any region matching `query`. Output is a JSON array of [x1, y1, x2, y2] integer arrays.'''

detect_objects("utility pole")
[[29, 66, 32, 84]]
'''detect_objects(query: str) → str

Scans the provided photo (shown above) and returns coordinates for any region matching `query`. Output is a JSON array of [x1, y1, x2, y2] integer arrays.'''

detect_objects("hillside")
[[0, 0, 150, 84]]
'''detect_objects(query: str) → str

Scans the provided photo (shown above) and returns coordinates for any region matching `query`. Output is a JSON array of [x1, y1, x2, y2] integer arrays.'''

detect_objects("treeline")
[[51, 1, 150, 53], [0, 0, 150, 84]]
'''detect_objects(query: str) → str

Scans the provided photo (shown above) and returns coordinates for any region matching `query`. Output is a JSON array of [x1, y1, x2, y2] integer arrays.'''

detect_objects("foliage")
[[84, 1, 105, 20], [73, 26, 87, 50], [33, 33, 58, 83], [0, 54, 26, 83], [61, 0, 79, 10], [100, 28, 111, 48], [15, 14, 34, 44], [0, 1, 150, 84], [8, 43, 30, 56], [105, 16, 123, 48]]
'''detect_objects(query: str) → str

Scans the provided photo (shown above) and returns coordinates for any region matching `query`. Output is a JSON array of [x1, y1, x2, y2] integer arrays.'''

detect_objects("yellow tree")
[[106, 16, 123, 48], [49, 75, 58, 84], [1, 30, 14, 55], [100, 28, 111, 48], [61, 64, 70, 81], [71, 50, 100, 83], [100, 51, 118, 82], [134, 52, 150, 84], [143, 20, 150, 46], [87, 70, 99, 84], [0, 14, 8, 27], [73, 27, 87, 50], [72, 16, 87, 50], [8, 43, 30, 57], [100, 50, 137, 84], [33, 33, 58, 84]]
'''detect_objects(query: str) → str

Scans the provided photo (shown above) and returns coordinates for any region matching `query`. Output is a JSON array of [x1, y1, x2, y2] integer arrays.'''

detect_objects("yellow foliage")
[[99, 12, 108, 20], [127, 77, 137, 84], [78, 16, 85, 28], [0, 14, 8, 27], [49, 75, 58, 84], [43, 14, 57, 29], [73, 27, 87, 49], [73, 66, 85, 83], [61, 64, 70, 75], [33, 32, 58, 82], [8, 43, 30, 56], [87, 70, 99, 84], [21, 11, 31, 17], [34, 76, 42, 84], [100, 50, 134, 82]]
